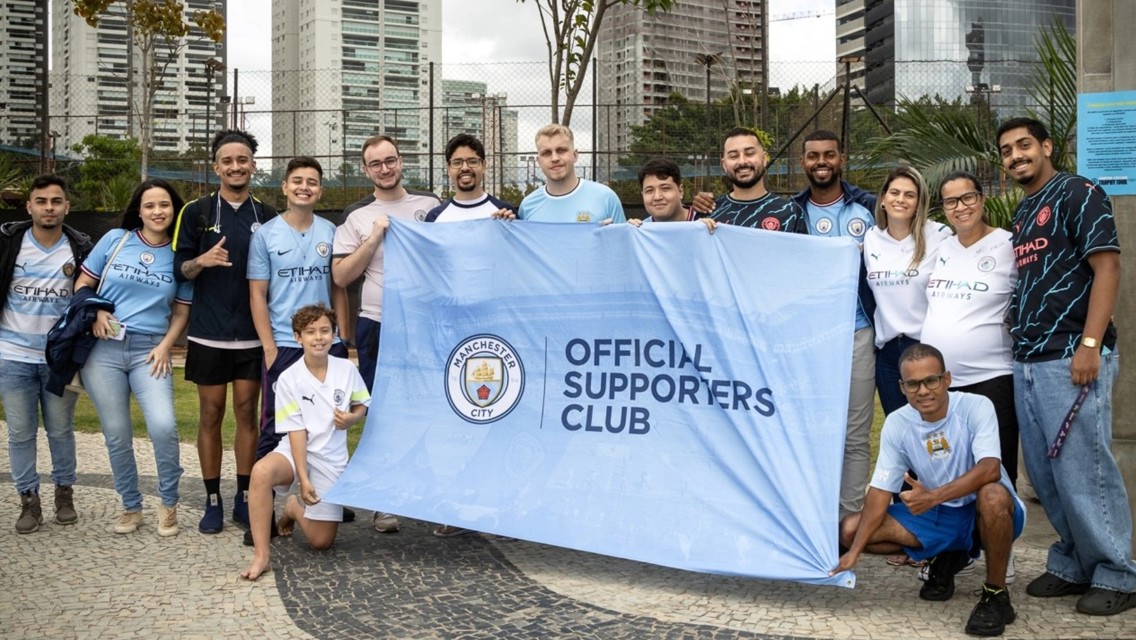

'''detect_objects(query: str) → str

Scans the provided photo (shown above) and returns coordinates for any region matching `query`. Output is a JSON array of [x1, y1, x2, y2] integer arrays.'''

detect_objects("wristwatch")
[[1081, 336, 1100, 349]]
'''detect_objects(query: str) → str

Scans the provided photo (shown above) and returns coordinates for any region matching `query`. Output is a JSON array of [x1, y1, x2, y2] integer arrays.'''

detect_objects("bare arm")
[[331, 215, 388, 288], [899, 458, 1001, 515], [288, 430, 318, 505], [1070, 250, 1120, 385], [249, 279, 277, 368], [75, 272, 97, 292], [832, 487, 893, 574], [333, 402, 368, 431], [180, 237, 231, 280], [332, 285, 351, 343], [147, 303, 189, 378]]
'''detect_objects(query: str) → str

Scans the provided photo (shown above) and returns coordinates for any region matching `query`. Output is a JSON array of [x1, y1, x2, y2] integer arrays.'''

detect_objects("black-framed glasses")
[[899, 373, 947, 393], [942, 191, 980, 210], [448, 157, 483, 168], [365, 157, 400, 171]]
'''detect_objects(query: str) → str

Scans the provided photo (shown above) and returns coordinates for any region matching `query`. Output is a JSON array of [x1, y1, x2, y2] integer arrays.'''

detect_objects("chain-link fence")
[[2, 57, 1053, 212]]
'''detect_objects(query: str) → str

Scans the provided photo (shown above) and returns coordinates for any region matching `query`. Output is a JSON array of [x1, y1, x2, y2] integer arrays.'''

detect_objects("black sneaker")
[[920, 549, 972, 601], [242, 512, 280, 547], [966, 583, 1016, 636]]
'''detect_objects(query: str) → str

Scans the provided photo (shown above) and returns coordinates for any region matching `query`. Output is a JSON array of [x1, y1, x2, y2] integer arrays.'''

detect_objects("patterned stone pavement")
[[1, 431, 1134, 639]]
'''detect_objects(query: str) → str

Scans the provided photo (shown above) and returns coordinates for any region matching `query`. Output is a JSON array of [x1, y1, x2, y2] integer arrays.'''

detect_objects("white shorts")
[[270, 439, 345, 523]]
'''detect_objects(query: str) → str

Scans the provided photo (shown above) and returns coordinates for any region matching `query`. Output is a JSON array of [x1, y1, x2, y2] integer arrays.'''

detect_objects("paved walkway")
[[2, 431, 1134, 639]]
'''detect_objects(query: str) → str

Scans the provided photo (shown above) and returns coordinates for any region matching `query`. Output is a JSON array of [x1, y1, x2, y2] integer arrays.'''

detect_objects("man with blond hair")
[[518, 124, 624, 223]]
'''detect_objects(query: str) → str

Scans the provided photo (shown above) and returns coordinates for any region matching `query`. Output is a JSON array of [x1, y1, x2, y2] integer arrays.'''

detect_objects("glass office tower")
[[838, 0, 1075, 110]]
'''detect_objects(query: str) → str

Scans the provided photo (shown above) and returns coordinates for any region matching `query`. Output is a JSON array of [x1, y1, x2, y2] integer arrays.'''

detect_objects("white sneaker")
[[114, 511, 143, 534], [920, 555, 975, 581], [372, 512, 400, 533], [157, 504, 179, 537]]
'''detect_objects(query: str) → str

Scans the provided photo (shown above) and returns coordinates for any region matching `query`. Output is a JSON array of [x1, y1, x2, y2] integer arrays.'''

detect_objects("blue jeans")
[[0, 358, 78, 494], [83, 334, 183, 510], [1014, 354, 1136, 592], [876, 335, 919, 415]]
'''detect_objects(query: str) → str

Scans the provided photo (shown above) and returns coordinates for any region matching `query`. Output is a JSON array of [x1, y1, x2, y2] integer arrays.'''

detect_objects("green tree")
[[73, 0, 225, 180], [622, 93, 722, 166], [71, 134, 141, 210], [0, 154, 30, 208], [519, 0, 674, 126]]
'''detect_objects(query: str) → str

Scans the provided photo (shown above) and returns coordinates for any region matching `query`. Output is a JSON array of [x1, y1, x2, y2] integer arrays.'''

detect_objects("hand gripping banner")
[[326, 218, 860, 587]]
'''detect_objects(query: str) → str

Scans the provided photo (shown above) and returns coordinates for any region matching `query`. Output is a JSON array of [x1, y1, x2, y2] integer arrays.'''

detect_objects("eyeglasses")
[[448, 157, 483, 168], [899, 373, 947, 393], [365, 157, 400, 171], [942, 191, 980, 210]]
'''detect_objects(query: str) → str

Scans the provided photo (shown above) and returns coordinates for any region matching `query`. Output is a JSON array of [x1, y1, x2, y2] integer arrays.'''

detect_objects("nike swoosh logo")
[[277, 249, 292, 255]]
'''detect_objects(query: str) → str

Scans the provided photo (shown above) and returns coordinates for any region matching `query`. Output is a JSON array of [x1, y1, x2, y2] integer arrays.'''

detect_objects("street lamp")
[[203, 58, 225, 194], [325, 120, 338, 167]]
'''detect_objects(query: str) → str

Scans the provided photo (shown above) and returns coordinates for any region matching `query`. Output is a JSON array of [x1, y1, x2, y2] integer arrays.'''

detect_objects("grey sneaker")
[[114, 511, 143, 534], [16, 491, 42, 534], [372, 512, 400, 533], [157, 504, 179, 537], [54, 485, 77, 525]]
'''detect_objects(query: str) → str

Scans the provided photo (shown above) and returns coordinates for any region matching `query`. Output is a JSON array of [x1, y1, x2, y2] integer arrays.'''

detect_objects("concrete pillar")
[[1078, 0, 1136, 555]]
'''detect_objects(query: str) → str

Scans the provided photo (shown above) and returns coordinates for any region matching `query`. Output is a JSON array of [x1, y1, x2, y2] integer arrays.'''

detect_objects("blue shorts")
[[889, 492, 1025, 562]]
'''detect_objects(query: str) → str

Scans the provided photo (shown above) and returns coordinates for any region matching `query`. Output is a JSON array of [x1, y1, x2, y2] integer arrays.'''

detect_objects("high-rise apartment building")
[[271, 0, 442, 183], [0, 0, 47, 148], [51, 0, 227, 155], [596, 0, 768, 155], [836, 0, 1075, 109], [436, 79, 518, 190]]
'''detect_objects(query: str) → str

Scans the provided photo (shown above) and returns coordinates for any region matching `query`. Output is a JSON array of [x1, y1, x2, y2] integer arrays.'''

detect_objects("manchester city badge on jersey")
[[446, 334, 525, 424], [847, 218, 867, 237], [977, 255, 996, 272], [761, 216, 781, 231], [414, 210, 427, 221], [815, 217, 833, 234], [333, 389, 345, 406], [1037, 205, 1052, 227], [925, 431, 952, 460], [139, 251, 155, 266], [62, 261, 75, 278], [316, 242, 331, 258], [575, 211, 592, 223]]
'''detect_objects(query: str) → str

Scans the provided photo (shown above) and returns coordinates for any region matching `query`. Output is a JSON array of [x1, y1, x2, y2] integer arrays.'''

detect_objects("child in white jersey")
[[240, 304, 369, 581]]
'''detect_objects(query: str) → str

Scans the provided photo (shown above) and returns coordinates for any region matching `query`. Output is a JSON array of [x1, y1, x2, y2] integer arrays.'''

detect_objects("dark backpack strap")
[[195, 193, 213, 253]]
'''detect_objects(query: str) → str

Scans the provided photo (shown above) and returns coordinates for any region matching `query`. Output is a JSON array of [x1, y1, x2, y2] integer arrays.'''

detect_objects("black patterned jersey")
[[706, 192, 808, 234], [1009, 172, 1120, 362]]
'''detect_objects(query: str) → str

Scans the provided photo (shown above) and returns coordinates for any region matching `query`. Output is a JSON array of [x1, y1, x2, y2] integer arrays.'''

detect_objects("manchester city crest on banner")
[[445, 334, 525, 424]]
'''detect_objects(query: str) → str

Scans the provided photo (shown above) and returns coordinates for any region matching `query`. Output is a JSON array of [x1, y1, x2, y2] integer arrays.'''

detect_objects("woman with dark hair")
[[921, 171, 1019, 485], [75, 178, 192, 536], [863, 166, 953, 415]]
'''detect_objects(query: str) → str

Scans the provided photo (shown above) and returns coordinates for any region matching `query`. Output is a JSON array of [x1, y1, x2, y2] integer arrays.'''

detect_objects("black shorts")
[[184, 341, 263, 385]]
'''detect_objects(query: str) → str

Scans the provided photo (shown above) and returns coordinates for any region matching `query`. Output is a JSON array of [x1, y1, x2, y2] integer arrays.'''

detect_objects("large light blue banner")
[[327, 218, 860, 587]]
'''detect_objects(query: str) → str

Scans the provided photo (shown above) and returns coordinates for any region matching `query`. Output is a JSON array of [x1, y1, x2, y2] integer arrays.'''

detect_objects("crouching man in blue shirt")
[[832, 343, 1025, 637]]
